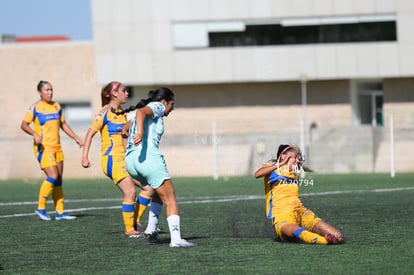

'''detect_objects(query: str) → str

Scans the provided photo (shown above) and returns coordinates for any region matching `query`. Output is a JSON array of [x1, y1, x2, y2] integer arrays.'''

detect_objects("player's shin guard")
[[52, 184, 64, 214], [122, 202, 136, 232], [294, 227, 328, 245], [134, 194, 151, 225], [37, 177, 55, 210]]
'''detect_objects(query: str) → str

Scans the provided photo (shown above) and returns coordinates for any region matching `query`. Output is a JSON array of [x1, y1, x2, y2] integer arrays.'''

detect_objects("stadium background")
[[1, 0, 413, 179]]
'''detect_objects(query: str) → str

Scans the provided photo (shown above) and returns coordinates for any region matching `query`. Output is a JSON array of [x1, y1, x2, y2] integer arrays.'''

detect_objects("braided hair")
[[112, 87, 174, 115]]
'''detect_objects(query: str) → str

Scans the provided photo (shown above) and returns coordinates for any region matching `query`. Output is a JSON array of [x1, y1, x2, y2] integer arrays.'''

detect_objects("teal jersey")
[[126, 101, 165, 153]]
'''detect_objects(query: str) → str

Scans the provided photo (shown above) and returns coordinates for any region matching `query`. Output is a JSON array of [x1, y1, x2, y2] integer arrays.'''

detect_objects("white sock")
[[145, 202, 162, 233], [167, 214, 181, 244]]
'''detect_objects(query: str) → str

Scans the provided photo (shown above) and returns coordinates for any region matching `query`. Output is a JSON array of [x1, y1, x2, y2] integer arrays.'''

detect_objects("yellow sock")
[[294, 228, 328, 245], [53, 185, 64, 214], [122, 202, 136, 232], [134, 194, 152, 225], [37, 179, 54, 210]]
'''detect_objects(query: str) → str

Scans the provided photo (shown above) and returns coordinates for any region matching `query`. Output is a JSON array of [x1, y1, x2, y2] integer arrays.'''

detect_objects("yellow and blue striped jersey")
[[262, 163, 301, 219], [89, 105, 126, 156], [23, 100, 65, 151]]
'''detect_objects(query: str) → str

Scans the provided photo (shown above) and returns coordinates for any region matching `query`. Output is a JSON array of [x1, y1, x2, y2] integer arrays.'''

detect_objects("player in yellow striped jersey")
[[21, 80, 84, 221], [82, 81, 157, 238], [255, 144, 344, 244]]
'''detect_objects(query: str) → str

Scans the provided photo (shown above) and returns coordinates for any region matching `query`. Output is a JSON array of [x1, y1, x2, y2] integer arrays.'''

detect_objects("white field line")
[[1, 186, 413, 219]]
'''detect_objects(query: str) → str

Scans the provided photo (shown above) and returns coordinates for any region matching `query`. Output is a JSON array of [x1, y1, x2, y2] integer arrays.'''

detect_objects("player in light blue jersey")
[[121, 87, 196, 248]]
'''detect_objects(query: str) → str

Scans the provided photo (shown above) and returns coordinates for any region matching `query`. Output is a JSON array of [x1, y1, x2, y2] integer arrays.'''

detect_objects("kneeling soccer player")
[[254, 144, 344, 245]]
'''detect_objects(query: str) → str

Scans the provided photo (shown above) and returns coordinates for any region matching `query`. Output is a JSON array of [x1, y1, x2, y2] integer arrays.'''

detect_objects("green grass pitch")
[[0, 173, 413, 274]]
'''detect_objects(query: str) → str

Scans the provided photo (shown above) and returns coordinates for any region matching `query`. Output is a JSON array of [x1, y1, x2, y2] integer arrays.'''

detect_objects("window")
[[61, 102, 92, 130], [173, 14, 397, 49], [356, 82, 384, 127]]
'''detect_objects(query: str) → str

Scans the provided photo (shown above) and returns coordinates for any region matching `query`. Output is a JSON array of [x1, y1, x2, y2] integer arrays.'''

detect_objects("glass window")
[[209, 21, 396, 47], [173, 14, 397, 49], [61, 102, 92, 130]]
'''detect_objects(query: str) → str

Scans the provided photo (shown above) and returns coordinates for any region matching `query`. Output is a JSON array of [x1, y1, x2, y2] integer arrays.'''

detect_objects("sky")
[[0, 0, 92, 41]]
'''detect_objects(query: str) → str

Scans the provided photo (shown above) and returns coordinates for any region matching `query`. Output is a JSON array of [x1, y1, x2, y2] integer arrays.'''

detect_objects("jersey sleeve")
[[55, 102, 65, 123], [89, 110, 105, 132], [126, 111, 135, 122], [147, 102, 165, 118], [22, 103, 36, 123]]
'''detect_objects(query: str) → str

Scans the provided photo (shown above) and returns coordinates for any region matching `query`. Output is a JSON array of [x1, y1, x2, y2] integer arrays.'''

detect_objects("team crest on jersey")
[[121, 165, 127, 173], [49, 155, 56, 163], [94, 112, 103, 122]]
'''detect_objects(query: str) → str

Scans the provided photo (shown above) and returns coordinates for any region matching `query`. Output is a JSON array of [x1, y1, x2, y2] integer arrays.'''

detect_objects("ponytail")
[[112, 87, 174, 115]]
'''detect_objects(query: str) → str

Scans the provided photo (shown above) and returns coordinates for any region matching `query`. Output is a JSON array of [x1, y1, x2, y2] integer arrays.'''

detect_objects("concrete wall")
[[92, 0, 414, 85], [1, 1, 413, 179], [0, 42, 101, 179]]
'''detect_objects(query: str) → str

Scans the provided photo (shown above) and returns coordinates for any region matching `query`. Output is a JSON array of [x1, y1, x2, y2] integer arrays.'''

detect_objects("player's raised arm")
[[254, 164, 276, 178]]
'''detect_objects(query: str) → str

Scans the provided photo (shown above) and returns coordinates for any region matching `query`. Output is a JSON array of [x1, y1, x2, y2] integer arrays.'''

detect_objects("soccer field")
[[1, 173, 413, 274]]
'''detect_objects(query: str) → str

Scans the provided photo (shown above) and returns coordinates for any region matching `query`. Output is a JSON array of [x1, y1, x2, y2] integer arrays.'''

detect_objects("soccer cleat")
[[169, 239, 196, 248], [144, 230, 161, 243], [124, 230, 142, 238], [325, 234, 342, 245], [35, 209, 51, 221], [55, 212, 77, 221], [134, 222, 142, 231]]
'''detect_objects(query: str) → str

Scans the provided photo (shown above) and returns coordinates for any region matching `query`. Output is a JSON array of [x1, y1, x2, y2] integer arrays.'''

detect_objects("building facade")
[[91, 0, 414, 176], [1, 0, 413, 180], [0, 41, 101, 180]]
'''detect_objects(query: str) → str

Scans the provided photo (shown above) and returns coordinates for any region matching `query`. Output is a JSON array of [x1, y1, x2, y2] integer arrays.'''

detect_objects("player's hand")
[[133, 135, 142, 145], [82, 159, 91, 168], [76, 139, 84, 148], [33, 133, 42, 145], [279, 156, 290, 166]]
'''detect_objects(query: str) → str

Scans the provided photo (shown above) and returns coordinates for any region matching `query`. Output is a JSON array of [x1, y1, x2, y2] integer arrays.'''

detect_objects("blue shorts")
[[125, 146, 170, 189]]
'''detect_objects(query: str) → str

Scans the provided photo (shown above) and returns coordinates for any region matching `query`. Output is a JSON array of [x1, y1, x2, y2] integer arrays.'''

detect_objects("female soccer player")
[[82, 81, 143, 238], [122, 87, 196, 248], [254, 144, 344, 244], [82, 81, 162, 239], [21, 80, 83, 221]]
